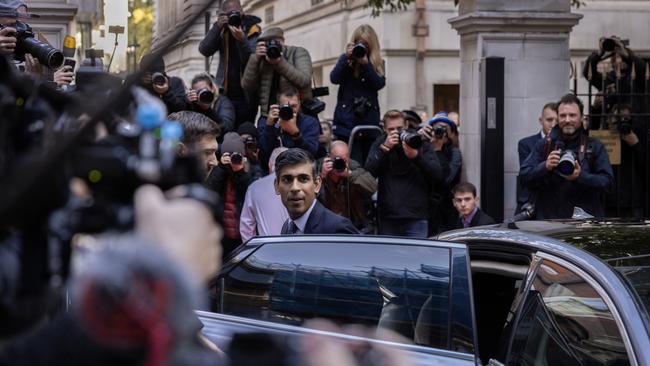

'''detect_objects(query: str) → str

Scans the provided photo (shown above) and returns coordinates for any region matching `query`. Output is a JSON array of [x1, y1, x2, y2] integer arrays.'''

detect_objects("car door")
[[502, 253, 634, 366], [212, 236, 478, 363]]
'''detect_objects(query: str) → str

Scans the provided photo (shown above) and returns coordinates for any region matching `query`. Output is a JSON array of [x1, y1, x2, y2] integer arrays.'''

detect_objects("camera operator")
[[257, 88, 320, 169], [520, 94, 613, 219], [602, 104, 646, 217], [582, 36, 646, 112], [167, 111, 220, 180], [199, 0, 261, 127], [418, 112, 463, 234], [237, 122, 264, 181], [206, 132, 252, 257], [139, 53, 188, 113], [241, 26, 313, 122], [365, 110, 443, 238], [330, 24, 385, 142], [318, 140, 377, 231], [187, 73, 235, 137]]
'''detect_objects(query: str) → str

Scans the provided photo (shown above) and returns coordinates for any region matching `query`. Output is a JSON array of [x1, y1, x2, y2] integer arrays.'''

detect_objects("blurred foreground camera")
[[352, 43, 367, 59], [557, 150, 577, 176], [279, 104, 293, 120], [400, 130, 422, 149], [266, 39, 282, 60], [332, 156, 346, 172], [152, 72, 167, 86], [197, 88, 214, 104], [9, 21, 64, 69], [227, 11, 242, 27]]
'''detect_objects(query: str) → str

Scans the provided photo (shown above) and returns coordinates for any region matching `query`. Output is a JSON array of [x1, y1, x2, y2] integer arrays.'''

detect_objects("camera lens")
[[603, 38, 616, 52], [227, 11, 242, 27], [197, 88, 215, 104], [152, 72, 167, 86], [266, 40, 282, 60], [400, 131, 422, 149], [352, 43, 367, 59], [245, 136, 257, 150], [279, 104, 293, 120], [332, 157, 346, 172], [13, 22, 64, 69], [231, 153, 243, 165], [557, 150, 576, 175], [433, 125, 447, 137]]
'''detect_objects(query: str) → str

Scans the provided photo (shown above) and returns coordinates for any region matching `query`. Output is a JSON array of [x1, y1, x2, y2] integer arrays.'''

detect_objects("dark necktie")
[[288, 221, 298, 235]]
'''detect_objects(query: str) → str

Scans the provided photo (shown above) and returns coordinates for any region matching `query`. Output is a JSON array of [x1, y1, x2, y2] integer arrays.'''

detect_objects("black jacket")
[[520, 126, 614, 219], [281, 201, 358, 235], [455, 208, 496, 229], [190, 95, 236, 136], [516, 132, 543, 211], [143, 76, 188, 113], [365, 134, 443, 220], [205, 164, 252, 223]]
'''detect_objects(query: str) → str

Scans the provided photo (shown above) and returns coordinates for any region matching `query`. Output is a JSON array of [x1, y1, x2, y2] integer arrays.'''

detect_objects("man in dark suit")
[[452, 182, 495, 229], [516, 102, 558, 213], [274, 148, 358, 234]]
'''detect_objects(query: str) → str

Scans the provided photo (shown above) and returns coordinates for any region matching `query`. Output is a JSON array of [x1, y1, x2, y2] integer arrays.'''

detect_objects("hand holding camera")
[[54, 65, 74, 87], [599, 36, 629, 59], [345, 42, 368, 65], [220, 152, 245, 172], [151, 72, 169, 95], [545, 149, 561, 171], [187, 88, 215, 106], [383, 130, 400, 150], [256, 40, 282, 64], [0, 26, 17, 54], [321, 156, 348, 178], [278, 104, 299, 136]]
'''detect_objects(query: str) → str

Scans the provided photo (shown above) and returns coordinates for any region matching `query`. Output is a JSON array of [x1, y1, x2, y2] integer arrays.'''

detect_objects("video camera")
[[0, 21, 64, 69]]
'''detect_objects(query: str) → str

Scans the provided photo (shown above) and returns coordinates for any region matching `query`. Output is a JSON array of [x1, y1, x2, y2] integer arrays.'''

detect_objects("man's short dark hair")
[[557, 94, 584, 116], [452, 182, 477, 197], [542, 102, 558, 114], [277, 87, 300, 102], [167, 111, 220, 144], [274, 148, 317, 180]]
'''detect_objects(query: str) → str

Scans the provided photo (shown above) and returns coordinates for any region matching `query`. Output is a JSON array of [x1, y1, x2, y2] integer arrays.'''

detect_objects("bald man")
[[319, 140, 377, 231]]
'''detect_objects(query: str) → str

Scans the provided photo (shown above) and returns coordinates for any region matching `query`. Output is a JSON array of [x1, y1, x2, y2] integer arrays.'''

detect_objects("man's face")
[[319, 122, 332, 144], [275, 162, 321, 219], [453, 192, 478, 217], [558, 102, 582, 136], [194, 135, 218, 177], [538, 107, 558, 135], [278, 94, 300, 115], [383, 117, 405, 135]]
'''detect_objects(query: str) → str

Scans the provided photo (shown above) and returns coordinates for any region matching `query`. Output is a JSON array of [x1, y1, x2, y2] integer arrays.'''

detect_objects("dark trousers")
[[379, 218, 428, 238]]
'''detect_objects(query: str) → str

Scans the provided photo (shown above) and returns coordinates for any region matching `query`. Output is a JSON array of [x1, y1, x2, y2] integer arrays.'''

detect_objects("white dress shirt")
[[239, 173, 289, 242]]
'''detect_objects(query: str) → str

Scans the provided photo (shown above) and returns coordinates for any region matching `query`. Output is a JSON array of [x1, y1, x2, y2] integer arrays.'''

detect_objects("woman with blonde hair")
[[330, 24, 385, 142]]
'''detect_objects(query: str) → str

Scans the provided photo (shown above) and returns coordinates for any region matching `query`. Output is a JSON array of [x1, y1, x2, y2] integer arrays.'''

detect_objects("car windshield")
[[546, 226, 650, 315]]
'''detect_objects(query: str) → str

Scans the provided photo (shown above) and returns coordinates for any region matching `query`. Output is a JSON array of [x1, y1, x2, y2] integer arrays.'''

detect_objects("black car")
[[204, 221, 650, 365]]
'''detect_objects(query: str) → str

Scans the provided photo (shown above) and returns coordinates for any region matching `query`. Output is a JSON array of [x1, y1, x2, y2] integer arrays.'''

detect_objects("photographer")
[[139, 53, 188, 113], [330, 24, 385, 142], [199, 0, 261, 127], [187, 73, 235, 137], [419, 112, 462, 234], [365, 110, 442, 238], [206, 132, 252, 256], [241, 26, 312, 121], [318, 141, 377, 231], [257, 89, 320, 169], [520, 94, 613, 219], [167, 111, 220, 180], [237, 122, 264, 181]]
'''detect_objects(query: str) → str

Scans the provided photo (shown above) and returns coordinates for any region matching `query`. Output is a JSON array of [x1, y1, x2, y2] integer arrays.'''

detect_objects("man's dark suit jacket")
[[455, 208, 496, 229], [516, 132, 542, 212], [281, 201, 359, 234]]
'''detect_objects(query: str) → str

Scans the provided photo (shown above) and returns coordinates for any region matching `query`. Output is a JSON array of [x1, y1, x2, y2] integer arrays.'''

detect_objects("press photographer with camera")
[[206, 132, 252, 256], [318, 141, 377, 231], [199, 0, 260, 127], [366, 110, 442, 238], [257, 88, 320, 169], [330, 24, 385, 142], [241, 26, 313, 122], [236, 122, 264, 181], [187, 73, 235, 137], [418, 112, 463, 234], [520, 94, 613, 219], [139, 53, 188, 113]]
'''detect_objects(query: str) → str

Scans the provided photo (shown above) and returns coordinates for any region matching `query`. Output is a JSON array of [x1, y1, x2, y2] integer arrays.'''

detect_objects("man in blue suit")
[[515, 102, 558, 213], [275, 148, 358, 235]]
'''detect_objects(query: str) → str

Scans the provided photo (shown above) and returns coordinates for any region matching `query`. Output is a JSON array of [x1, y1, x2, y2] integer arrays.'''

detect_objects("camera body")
[[399, 130, 422, 149], [332, 156, 346, 172], [227, 10, 242, 27], [197, 88, 214, 104], [266, 39, 282, 60], [10, 21, 64, 69], [557, 149, 578, 176], [351, 43, 367, 59], [616, 116, 633, 135], [244, 136, 257, 151], [151, 72, 167, 86], [230, 152, 244, 165], [433, 124, 447, 138], [279, 104, 293, 121]]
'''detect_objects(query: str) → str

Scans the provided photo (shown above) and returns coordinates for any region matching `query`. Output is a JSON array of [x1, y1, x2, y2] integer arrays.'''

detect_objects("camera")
[[152, 72, 167, 86], [244, 136, 257, 151], [351, 43, 367, 59], [266, 39, 282, 60], [279, 104, 293, 121], [332, 156, 346, 172], [433, 124, 447, 138], [400, 130, 422, 149], [9, 21, 64, 69], [197, 88, 214, 104], [557, 150, 577, 176], [602, 36, 629, 53], [230, 152, 243, 165], [616, 116, 633, 135], [227, 10, 242, 27]]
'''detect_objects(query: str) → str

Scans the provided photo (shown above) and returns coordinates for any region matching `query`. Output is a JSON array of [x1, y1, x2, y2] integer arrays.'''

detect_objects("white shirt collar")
[[540, 130, 546, 139], [291, 199, 317, 234]]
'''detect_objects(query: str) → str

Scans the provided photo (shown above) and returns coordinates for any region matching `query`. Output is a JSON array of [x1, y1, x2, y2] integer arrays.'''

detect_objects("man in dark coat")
[[138, 53, 188, 113], [274, 148, 358, 235], [452, 182, 495, 229]]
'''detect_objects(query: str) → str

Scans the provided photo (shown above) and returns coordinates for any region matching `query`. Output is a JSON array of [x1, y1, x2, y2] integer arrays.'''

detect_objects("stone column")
[[449, 0, 581, 219]]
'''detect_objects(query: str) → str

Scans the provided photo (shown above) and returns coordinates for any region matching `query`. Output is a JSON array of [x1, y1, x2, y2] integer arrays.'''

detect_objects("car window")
[[221, 242, 454, 350], [507, 259, 630, 366]]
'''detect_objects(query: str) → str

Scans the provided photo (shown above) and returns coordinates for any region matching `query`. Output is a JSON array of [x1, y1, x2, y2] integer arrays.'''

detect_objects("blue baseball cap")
[[428, 111, 455, 128], [0, 0, 39, 18]]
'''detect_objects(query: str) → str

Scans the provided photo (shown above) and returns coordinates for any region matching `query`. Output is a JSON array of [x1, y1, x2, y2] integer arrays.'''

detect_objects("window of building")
[[264, 6, 274, 24], [433, 84, 459, 114]]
